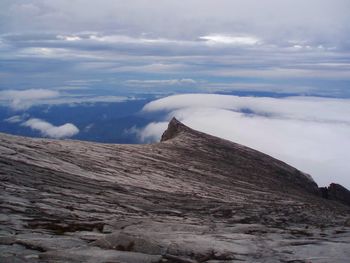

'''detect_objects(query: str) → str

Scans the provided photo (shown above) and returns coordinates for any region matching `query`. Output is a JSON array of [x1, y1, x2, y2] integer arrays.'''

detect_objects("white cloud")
[[3, 113, 81, 140], [57, 35, 82, 41], [83, 123, 94, 132], [86, 34, 183, 45], [0, 89, 60, 110], [46, 95, 132, 105], [127, 123, 168, 143], [200, 34, 261, 46], [4, 115, 26, 123], [0, 89, 132, 110], [140, 94, 350, 188], [22, 118, 79, 139], [143, 94, 350, 124]]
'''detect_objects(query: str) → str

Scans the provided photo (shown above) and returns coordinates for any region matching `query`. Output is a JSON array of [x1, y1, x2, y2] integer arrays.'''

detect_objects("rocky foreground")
[[1, 118, 350, 263]]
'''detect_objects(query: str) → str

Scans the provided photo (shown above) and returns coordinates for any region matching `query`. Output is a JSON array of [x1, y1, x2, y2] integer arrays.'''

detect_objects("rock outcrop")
[[320, 183, 350, 206], [1, 118, 350, 262]]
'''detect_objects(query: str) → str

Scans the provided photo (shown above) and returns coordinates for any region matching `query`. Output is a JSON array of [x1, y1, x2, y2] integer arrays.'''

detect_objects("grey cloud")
[[206, 67, 350, 80], [2, 0, 350, 44], [125, 79, 197, 87], [0, 1, 349, 97]]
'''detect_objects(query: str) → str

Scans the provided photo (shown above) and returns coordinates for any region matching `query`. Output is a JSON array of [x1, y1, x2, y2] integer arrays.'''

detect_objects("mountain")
[[1, 118, 350, 262]]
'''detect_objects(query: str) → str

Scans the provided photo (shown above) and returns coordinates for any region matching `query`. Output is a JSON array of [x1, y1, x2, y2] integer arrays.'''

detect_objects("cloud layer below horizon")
[[138, 94, 350, 189], [0, 89, 132, 110], [22, 118, 79, 139], [4, 114, 79, 139]]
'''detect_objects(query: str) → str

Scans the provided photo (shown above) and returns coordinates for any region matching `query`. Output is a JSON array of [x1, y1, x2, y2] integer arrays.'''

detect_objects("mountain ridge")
[[0, 118, 350, 262]]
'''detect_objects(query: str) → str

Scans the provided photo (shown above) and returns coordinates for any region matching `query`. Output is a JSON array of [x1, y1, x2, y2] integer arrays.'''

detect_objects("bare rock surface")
[[1, 118, 350, 262], [320, 183, 350, 206]]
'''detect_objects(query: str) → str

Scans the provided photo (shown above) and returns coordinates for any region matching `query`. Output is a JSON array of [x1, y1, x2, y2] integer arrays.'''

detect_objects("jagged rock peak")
[[161, 117, 192, 141]]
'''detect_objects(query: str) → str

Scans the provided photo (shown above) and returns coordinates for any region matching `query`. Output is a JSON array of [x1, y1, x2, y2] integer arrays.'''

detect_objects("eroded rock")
[[1, 118, 350, 262]]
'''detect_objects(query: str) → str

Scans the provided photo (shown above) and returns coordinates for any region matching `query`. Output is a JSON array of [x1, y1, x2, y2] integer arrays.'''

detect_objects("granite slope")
[[0, 118, 350, 262]]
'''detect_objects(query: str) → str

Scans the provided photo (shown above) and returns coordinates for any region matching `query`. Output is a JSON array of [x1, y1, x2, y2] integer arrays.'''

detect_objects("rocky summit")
[[1, 118, 350, 263]]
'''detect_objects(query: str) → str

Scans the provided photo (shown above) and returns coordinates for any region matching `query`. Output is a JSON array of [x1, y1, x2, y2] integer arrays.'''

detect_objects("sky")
[[1, 0, 350, 96], [0, 1, 350, 187]]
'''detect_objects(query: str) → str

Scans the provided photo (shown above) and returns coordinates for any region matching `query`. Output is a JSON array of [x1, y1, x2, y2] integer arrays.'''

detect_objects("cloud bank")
[[0, 89, 60, 110], [140, 94, 350, 188], [22, 118, 79, 139], [2, 0, 349, 44], [0, 89, 132, 110]]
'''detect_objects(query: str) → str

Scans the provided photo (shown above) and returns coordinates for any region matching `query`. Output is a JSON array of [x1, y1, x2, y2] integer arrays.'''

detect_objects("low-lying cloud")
[[0, 89, 132, 110], [4, 114, 28, 123], [0, 89, 60, 110], [139, 94, 350, 188], [22, 118, 79, 139]]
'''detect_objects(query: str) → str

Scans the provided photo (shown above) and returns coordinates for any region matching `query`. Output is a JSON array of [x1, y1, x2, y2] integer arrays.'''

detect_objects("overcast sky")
[[0, 0, 350, 96]]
